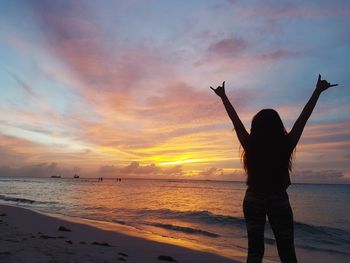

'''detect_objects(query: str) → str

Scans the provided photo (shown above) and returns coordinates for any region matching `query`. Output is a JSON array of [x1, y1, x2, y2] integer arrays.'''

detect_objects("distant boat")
[[73, 174, 80, 179], [51, 175, 61, 178]]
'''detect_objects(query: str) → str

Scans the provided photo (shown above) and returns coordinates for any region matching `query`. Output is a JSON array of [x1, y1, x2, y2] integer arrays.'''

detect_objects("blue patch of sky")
[[92, 0, 210, 47]]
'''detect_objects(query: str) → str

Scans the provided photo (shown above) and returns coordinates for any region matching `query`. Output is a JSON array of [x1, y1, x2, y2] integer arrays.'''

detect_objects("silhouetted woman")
[[211, 75, 338, 263]]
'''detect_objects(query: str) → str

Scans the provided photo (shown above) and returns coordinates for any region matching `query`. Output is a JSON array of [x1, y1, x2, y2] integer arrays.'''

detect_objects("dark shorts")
[[243, 190, 298, 263]]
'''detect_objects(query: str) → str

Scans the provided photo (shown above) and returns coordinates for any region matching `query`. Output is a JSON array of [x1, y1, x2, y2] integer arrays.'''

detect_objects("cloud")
[[67, 79, 252, 159], [0, 134, 43, 166], [29, 1, 176, 105], [257, 49, 297, 61], [207, 37, 247, 57], [10, 72, 37, 98], [140, 80, 253, 129], [291, 170, 349, 184], [0, 162, 76, 177], [194, 167, 246, 181], [163, 165, 183, 177], [297, 121, 350, 143], [11, 1, 257, 168], [142, 81, 220, 124], [0, 0, 348, 184], [99, 162, 184, 178], [0, 133, 100, 171], [196, 39, 296, 69], [119, 161, 159, 175], [199, 167, 223, 177], [99, 165, 117, 174]]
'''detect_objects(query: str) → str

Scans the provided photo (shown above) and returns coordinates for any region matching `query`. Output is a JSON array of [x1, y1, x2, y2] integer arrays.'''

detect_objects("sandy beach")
[[1, 203, 349, 263], [0, 204, 241, 263]]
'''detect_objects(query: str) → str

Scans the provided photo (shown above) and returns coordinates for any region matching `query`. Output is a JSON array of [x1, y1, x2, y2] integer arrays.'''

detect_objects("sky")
[[0, 0, 349, 183]]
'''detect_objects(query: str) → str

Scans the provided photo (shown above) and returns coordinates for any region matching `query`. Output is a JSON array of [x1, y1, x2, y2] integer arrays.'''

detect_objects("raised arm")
[[211, 81, 249, 150], [289, 74, 338, 150]]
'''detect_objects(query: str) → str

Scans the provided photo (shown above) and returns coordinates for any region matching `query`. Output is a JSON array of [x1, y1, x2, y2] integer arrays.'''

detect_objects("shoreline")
[[0, 204, 242, 263], [2, 175, 350, 185], [1, 203, 348, 263]]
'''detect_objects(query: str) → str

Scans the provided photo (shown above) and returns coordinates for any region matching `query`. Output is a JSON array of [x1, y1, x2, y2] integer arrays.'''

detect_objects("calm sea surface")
[[0, 177, 349, 260]]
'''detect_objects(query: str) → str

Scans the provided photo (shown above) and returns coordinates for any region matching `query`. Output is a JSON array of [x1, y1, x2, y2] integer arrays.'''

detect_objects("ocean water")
[[0, 177, 350, 261]]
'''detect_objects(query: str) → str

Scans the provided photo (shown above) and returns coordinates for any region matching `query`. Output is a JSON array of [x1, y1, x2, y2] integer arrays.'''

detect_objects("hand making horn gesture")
[[210, 81, 226, 98], [316, 74, 338, 93]]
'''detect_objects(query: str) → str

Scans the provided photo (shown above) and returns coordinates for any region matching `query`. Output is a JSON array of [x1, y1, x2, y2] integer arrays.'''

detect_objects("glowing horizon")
[[0, 0, 349, 183]]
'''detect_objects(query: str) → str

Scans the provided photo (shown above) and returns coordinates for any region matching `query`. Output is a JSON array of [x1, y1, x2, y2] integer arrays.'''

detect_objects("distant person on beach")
[[211, 75, 338, 263]]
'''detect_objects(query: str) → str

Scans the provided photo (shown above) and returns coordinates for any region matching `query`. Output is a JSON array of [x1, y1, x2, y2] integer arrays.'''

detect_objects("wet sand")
[[0, 204, 239, 263], [1, 204, 348, 263]]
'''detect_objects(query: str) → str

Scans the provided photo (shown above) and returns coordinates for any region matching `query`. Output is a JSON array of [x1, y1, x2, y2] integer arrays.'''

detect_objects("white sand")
[[0, 204, 239, 263]]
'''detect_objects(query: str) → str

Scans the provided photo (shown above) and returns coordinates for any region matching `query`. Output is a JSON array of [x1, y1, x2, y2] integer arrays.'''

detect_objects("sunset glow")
[[0, 0, 349, 183]]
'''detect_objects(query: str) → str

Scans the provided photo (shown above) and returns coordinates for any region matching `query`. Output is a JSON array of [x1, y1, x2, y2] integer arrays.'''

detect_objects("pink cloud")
[[99, 162, 184, 178], [195, 37, 297, 70], [207, 37, 247, 57], [142, 80, 253, 125], [257, 49, 297, 61], [1, 1, 346, 183]]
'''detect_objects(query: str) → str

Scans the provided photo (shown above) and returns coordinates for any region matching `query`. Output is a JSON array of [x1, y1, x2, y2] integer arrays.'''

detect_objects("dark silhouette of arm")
[[289, 74, 338, 150], [211, 81, 249, 150]]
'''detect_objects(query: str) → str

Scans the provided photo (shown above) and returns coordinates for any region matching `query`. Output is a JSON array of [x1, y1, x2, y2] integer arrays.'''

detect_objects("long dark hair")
[[242, 109, 293, 184]]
